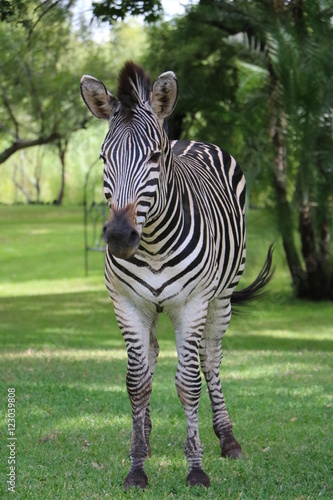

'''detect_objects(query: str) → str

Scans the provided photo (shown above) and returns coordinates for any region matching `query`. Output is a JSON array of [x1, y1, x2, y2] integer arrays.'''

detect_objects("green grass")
[[0, 205, 332, 499]]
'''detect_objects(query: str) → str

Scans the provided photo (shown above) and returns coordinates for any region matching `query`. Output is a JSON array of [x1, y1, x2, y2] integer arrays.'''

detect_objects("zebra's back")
[[171, 140, 246, 214]]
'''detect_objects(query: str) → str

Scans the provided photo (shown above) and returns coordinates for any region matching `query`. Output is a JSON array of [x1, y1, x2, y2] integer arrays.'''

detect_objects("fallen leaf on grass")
[[263, 446, 270, 453], [91, 462, 104, 470], [38, 430, 56, 443], [290, 416, 297, 422]]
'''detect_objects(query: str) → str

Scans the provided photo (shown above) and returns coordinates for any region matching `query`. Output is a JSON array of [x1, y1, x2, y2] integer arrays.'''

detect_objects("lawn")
[[0, 205, 332, 499]]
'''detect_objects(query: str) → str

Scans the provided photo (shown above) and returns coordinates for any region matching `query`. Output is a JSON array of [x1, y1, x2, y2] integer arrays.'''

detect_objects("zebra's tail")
[[231, 244, 275, 306]]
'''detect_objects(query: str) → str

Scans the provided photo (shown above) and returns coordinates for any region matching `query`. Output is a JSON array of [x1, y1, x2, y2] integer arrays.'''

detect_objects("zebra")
[[80, 62, 273, 490]]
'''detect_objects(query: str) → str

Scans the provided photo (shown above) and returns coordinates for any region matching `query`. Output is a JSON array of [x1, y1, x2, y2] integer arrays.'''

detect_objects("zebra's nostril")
[[128, 230, 140, 248]]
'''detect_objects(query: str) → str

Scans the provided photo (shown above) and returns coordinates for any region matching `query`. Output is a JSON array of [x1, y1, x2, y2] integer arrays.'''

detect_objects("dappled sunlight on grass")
[[0, 337, 331, 498], [1, 341, 330, 495], [55, 412, 132, 433], [0, 347, 127, 362], [0, 276, 105, 297], [65, 382, 125, 393]]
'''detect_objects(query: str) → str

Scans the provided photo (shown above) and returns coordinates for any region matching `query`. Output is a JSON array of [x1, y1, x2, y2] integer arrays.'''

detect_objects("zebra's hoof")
[[124, 468, 148, 490], [186, 467, 211, 488], [221, 437, 243, 459]]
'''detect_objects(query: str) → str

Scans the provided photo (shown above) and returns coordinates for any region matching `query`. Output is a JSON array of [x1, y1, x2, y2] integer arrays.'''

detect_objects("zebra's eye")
[[99, 153, 106, 163], [149, 151, 161, 164]]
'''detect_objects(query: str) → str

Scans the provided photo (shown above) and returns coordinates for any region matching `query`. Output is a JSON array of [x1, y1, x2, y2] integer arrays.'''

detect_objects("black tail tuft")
[[231, 244, 275, 306]]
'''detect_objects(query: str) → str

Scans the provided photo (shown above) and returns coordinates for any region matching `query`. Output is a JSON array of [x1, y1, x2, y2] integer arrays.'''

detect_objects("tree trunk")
[[54, 142, 67, 205], [269, 3, 332, 300], [318, 218, 332, 299], [268, 61, 306, 295], [0, 133, 60, 164], [13, 151, 32, 203], [34, 149, 44, 202], [270, 99, 332, 300], [297, 203, 331, 299], [314, 121, 333, 299], [271, 162, 307, 296]]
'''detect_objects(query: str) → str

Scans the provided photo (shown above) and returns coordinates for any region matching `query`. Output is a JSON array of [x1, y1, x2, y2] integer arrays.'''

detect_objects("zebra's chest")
[[105, 248, 219, 307]]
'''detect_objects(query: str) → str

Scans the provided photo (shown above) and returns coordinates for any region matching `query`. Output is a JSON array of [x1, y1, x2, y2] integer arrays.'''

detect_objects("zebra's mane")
[[117, 61, 151, 111]]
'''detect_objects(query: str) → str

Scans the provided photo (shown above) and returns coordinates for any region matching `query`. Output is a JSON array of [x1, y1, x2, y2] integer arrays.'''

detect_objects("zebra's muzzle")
[[103, 206, 140, 260]]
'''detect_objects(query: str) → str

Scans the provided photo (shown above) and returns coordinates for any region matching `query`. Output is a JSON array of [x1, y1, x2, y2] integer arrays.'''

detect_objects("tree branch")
[[2, 96, 20, 138], [0, 133, 60, 164], [29, 0, 61, 40]]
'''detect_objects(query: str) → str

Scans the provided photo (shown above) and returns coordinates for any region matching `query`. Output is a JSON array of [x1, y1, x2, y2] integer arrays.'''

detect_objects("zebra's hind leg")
[[199, 298, 243, 460]]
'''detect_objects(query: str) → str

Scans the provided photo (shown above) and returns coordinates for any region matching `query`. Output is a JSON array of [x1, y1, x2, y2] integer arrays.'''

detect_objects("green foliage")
[[265, 1, 333, 298], [0, 1, 87, 159], [92, 0, 163, 24], [268, 6, 333, 208], [0, 205, 332, 497], [0, 0, 24, 21], [144, 6, 273, 206], [0, 123, 109, 204], [144, 18, 241, 163], [107, 20, 149, 69], [0, 1, 141, 164]]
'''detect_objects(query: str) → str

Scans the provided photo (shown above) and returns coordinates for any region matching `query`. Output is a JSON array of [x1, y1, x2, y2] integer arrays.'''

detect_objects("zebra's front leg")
[[199, 298, 242, 459], [170, 300, 211, 488], [145, 315, 160, 457], [114, 298, 156, 490], [124, 345, 152, 490]]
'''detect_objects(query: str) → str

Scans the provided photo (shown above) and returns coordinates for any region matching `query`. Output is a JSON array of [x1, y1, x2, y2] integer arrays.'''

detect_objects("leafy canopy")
[[92, 0, 163, 23]]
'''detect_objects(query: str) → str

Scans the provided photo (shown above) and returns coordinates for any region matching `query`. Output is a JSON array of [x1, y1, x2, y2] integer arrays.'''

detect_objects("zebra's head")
[[80, 62, 178, 260]]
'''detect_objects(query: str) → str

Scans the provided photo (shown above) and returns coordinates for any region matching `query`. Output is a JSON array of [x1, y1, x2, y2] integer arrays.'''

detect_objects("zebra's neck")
[[140, 139, 179, 250]]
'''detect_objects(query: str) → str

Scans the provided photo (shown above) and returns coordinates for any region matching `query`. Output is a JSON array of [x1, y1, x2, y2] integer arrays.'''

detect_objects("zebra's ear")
[[150, 71, 178, 121], [80, 75, 118, 120]]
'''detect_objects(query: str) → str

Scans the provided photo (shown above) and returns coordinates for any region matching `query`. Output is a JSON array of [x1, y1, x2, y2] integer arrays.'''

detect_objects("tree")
[[0, 1, 91, 155], [144, 16, 240, 145], [0, 3, 150, 204], [0, 0, 114, 203], [266, 0, 333, 299], [143, 8, 273, 206]]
